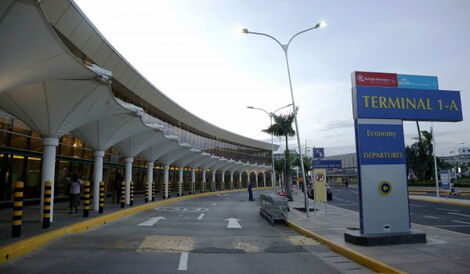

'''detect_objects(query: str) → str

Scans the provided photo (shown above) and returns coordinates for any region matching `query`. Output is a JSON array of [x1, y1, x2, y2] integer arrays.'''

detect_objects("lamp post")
[[247, 104, 292, 190], [241, 21, 327, 217], [452, 143, 465, 192]]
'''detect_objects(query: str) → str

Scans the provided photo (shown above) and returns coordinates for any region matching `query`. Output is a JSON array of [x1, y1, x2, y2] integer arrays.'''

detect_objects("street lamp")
[[241, 21, 327, 217], [247, 104, 292, 189], [452, 143, 465, 192]]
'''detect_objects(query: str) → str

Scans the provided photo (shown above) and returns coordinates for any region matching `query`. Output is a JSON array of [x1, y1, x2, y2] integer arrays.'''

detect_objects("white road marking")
[[449, 212, 470, 218], [423, 215, 439, 219], [453, 220, 470, 225], [211, 202, 217, 206], [138, 216, 166, 227], [178, 252, 189, 271], [197, 213, 205, 220], [436, 224, 470, 228], [437, 208, 459, 212], [225, 218, 242, 229]]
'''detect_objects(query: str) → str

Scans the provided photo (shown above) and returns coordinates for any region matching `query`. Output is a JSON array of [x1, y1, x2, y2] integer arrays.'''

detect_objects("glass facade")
[[0, 113, 271, 202]]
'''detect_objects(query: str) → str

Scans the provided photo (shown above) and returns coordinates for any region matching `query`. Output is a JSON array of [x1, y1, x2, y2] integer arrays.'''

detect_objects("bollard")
[[12, 181, 24, 238], [130, 181, 134, 206], [145, 182, 149, 203], [99, 181, 105, 214], [42, 181, 52, 229], [152, 182, 156, 201], [120, 181, 125, 208], [83, 181, 90, 217]]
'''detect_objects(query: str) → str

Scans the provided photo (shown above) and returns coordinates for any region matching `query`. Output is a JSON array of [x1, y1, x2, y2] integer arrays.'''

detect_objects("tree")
[[263, 113, 296, 200], [406, 130, 436, 181]]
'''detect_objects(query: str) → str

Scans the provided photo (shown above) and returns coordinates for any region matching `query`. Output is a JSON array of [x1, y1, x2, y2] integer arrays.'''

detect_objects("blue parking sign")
[[313, 148, 325, 159]]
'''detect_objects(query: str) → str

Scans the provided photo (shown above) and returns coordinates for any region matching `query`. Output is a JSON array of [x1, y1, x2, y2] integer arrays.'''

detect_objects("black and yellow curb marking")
[[287, 221, 406, 274], [409, 195, 470, 207], [130, 181, 134, 206], [42, 181, 52, 229], [152, 182, 156, 201], [0, 186, 274, 264], [83, 181, 91, 218], [120, 181, 125, 208], [99, 181, 105, 214], [145, 182, 149, 203], [12, 181, 24, 238]]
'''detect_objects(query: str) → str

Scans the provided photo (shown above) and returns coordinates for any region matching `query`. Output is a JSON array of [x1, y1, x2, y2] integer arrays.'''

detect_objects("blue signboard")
[[312, 160, 342, 169], [354, 86, 462, 121], [397, 74, 439, 90], [356, 123, 405, 165], [313, 148, 325, 158], [439, 170, 450, 189]]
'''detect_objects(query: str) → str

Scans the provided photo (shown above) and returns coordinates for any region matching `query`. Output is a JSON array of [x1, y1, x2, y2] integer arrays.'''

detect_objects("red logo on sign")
[[354, 71, 398, 88]]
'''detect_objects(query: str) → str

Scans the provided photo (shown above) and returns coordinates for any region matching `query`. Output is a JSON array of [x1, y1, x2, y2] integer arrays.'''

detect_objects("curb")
[[409, 195, 470, 207], [0, 186, 274, 264], [287, 221, 406, 274]]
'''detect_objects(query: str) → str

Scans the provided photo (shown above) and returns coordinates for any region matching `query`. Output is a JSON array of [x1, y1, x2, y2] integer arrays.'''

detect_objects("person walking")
[[248, 182, 254, 201], [345, 178, 349, 189], [112, 174, 123, 203], [68, 174, 83, 214]]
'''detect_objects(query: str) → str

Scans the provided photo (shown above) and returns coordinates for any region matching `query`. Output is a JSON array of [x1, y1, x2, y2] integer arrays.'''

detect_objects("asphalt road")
[[2, 190, 368, 274], [329, 185, 470, 234]]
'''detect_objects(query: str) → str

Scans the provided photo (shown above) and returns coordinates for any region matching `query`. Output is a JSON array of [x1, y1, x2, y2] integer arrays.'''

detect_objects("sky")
[[74, 0, 469, 157]]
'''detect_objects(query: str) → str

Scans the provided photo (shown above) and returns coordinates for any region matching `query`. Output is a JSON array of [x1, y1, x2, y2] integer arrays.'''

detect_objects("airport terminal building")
[[0, 0, 276, 216]]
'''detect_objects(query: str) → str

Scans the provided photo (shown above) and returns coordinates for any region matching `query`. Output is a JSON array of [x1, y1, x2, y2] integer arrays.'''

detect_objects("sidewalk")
[[0, 189, 189, 247], [286, 194, 470, 274]]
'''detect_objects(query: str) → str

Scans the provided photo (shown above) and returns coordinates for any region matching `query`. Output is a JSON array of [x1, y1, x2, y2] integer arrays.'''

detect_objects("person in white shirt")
[[68, 174, 83, 214]]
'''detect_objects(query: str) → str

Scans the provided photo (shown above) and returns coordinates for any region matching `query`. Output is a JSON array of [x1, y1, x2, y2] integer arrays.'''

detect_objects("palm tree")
[[263, 113, 296, 200]]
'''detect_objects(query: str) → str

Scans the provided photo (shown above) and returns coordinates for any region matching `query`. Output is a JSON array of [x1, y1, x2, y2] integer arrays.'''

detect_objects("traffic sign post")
[[345, 71, 463, 246]]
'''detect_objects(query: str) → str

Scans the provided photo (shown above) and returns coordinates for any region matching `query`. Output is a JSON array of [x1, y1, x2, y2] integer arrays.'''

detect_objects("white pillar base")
[[125, 157, 133, 205], [164, 165, 170, 198], [40, 137, 58, 222], [147, 161, 154, 202], [93, 150, 105, 211], [178, 167, 184, 196]]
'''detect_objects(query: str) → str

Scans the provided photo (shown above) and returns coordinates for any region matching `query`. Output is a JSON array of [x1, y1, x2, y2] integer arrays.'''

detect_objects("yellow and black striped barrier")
[[152, 182, 156, 201], [99, 181, 105, 214], [130, 181, 134, 206], [145, 182, 149, 203], [120, 181, 125, 208], [12, 181, 24, 238], [83, 181, 90, 217], [42, 181, 52, 229]]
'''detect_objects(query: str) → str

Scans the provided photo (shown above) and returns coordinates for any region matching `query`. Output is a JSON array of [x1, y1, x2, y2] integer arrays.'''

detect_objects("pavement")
[[1, 186, 470, 273], [287, 191, 470, 273], [1, 189, 370, 274]]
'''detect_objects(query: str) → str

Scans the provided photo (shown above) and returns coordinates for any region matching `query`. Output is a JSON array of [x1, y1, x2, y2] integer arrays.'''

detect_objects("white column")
[[40, 137, 58, 221], [93, 150, 105, 211], [271, 172, 274, 186], [164, 165, 170, 198], [125, 157, 133, 205], [255, 172, 259, 187], [147, 161, 153, 201], [263, 172, 266, 187], [221, 171, 225, 190], [238, 172, 242, 189], [247, 171, 251, 188], [202, 170, 206, 192], [230, 171, 234, 189], [211, 170, 216, 191], [179, 167, 184, 196], [191, 168, 196, 194]]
